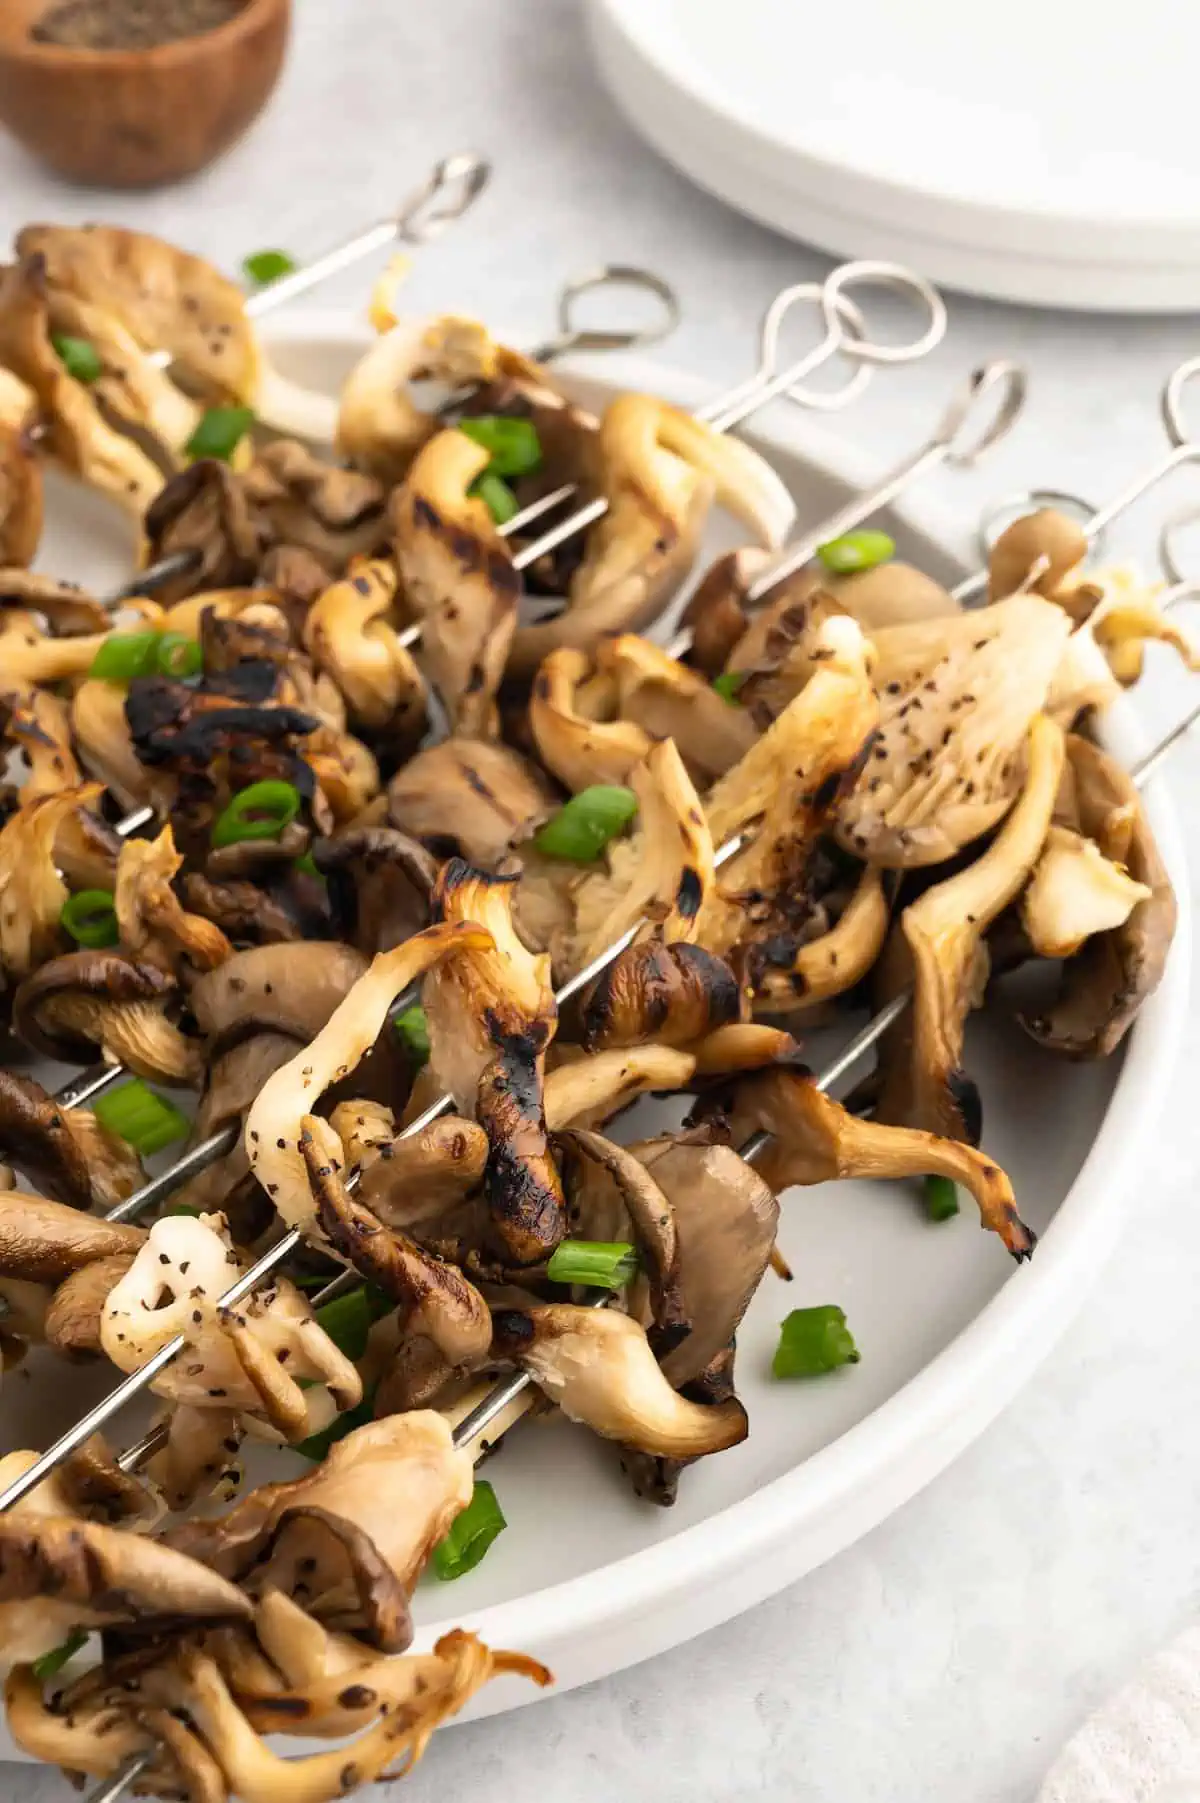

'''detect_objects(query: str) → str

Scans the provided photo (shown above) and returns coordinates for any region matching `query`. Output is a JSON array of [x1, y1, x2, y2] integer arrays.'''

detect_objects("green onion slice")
[[60, 889, 118, 949], [432, 1480, 507, 1581], [772, 1305, 860, 1379], [164, 1203, 202, 1218], [294, 1392, 375, 1463], [186, 406, 255, 464], [924, 1175, 960, 1222], [211, 779, 302, 849], [546, 1238, 639, 1291], [314, 1285, 392, 1361], [242, 249, 298, 288], [393, 1004, 430, 1069], [89, 631, 162, 683], [51, 335, 102, 384], [816, 528, 896, 576], [32, 1630, 88, 1683], [712, 670, 745, 704], [532, 785, 638, 863], [470, 469, 519, 525], [94, 1080, 189, 1158], [458, 415, 543, 478], [155, 631, 203, 678]]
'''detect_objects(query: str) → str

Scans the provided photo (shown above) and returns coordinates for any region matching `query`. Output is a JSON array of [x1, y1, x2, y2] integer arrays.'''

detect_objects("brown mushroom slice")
[[579, 939, 740, 1051], [244, 439, 389, 570], [836, 595, 1072, 868], [597, 633, 758, 781], [874, 713, 1065, 1148], [0, 568, 109, 635], [544, 1044, 698, 1131], [100, 1212, 360, 1430], [355, 1115, 489, 1235], [569, 739, 713, 973], [558, 1128, 688, 1353], [7, 1661, 220, 1800], [302, 1121, 492, 1371], [424, 860, 557, 1110], [1020, 825, 1151, 959], [314, 825, 436, 957], [987, 507, 1089, 602], [636, 1132, 778, 1386], [0, 1070, 142, 1212], [144, 459, 265, 599], [391, 429, 520, 737], [114, 824, 233, 979], [167, 1413, 473, 1645], [0, 1446, 251, 1666], [44, 1253, 135, 1358], [710, 1062, 1034, 1259], [491, 1302, 747, 1457], [508, 394, 794, 677], [748, 864, 889, 1018], [694, 616, 879, 960], [473, 1041, 568, 1267], [245, 921, 489, 1236], [529, 646, 653, 793], [0, 783, 104, 982], [0, 1189, 144, 1283], [1020, 734, 1176, 1056], [388, 735, 558, 866], [0, 257, 164, 518], [302, 559, 427, 751], [18, 223, 260, 402], [13, 948, 200, 1083]]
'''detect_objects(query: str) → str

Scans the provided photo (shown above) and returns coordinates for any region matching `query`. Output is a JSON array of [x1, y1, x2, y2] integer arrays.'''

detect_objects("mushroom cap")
[[388, 736, 558, 867], [190, 940, 369, 1051]]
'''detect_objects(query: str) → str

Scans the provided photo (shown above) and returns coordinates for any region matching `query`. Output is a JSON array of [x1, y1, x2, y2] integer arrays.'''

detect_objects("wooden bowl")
[[0, 0, 290, 189]]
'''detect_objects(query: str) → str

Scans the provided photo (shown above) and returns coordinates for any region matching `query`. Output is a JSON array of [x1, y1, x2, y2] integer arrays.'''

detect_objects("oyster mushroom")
[[114, 825, 233, 980], [388, 735, 558, 866], [43, 280, 202, 467], [543, 1043, 698, 1131], [355, 1114, 490, 1236], [143, 459, 265, 600], [1020, 733, 1176, 1056], [303, 559, 427, 750], [491, 1302, 747, 1458], [558, 1127, 688, 1353], [528, 646, 653, 793], [873, 712, 1065, 1148], [747, 862, 889, 1018], [0, 1189, 143, 1283], [0, 568, 109, 635], [0, 783, 106, 982], [507, 393, 794, 676], [314, 825, 437, 957], [0, 1446, 250, 1668], [988, 507, 1089, 602], [836, 595, 1072, 867], [1021, 826, 1151, 959], [13, 948, 200, 1083], [705, 1060, 1034, 1258], [0, 414, 42, 571], [597, 633, 759, 782], [0, 1070, 141, 1212], [579, 939, 741, 1051], [72, 676, 154, 812], [0, 684, 80, 802], [244, 439, 389, 570], [17, 222, 261, 404], [44, 1253, 136, 1359], [391, 428, 520, 737], [244, 921, 489, 1236]]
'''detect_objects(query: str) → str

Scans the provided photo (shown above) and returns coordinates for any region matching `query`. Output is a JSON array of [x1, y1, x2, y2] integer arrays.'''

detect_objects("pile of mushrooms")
[[0, 219, 1190, 1803]]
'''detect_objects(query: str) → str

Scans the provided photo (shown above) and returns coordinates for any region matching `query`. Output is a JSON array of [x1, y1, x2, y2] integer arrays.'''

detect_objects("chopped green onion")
[[314, 1284, 392, 1361], [817, 528, 895, 576], [470, 469, 519, 525], [432, 1480, 507, 1581], [211, 779, 302, 849], [242, 249, 297, 288], [164, 1203, 202, 1218], [51, 334, 102, 384], [458, 416, 543, 478], [546, 1238, 639, 1291], [393, 1004, 430, 1069], [155, 631, 202, 678], [94, 1080, 189, 1158], [294, 1391, 375, 1463], [772, 1305, 860, 1379], [60, 889, 118, 949], [90, 630, 162, 682], [532, 785, 638, 863], [186, 406, 255, 464], [924, 1175, 960, 1222], [713, 670, 745, 704], [32, 1630, 87, 1683]]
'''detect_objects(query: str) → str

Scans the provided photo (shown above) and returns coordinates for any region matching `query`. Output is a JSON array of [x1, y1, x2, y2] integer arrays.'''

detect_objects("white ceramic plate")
[[587, 0, 1200, 312], [0, 321, 1189, 1758]]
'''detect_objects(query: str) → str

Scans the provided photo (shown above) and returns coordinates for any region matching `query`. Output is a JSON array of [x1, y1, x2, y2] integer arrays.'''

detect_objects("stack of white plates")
[[587, 0, 1200, 313]]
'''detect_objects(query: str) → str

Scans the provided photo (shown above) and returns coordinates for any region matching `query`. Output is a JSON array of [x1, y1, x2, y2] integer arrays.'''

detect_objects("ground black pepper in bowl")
[[32, 0, 242, 50]]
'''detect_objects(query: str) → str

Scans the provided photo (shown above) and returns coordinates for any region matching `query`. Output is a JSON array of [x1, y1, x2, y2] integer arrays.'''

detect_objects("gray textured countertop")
[[2, 3, 1199, 1799]]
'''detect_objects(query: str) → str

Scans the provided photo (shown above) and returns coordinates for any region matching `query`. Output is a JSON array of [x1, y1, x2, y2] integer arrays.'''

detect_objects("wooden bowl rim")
[[0, 0, 288, 68]]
